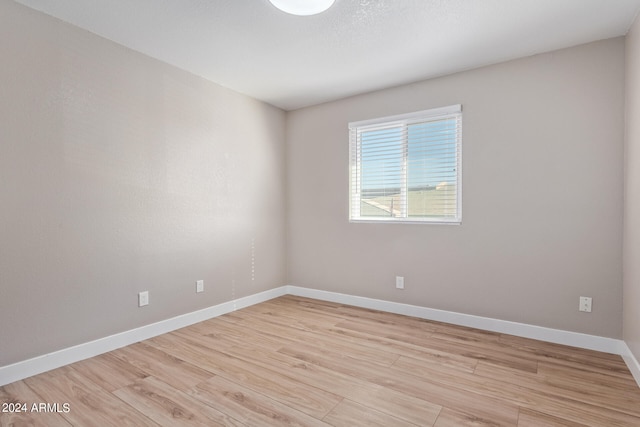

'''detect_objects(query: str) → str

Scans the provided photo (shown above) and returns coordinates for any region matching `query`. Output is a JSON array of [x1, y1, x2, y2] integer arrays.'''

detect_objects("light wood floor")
[[2, 295, 640, 426]]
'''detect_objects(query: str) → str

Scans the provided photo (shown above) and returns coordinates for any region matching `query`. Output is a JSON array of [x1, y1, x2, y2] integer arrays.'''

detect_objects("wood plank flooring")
[[2, 295, 640, 426]]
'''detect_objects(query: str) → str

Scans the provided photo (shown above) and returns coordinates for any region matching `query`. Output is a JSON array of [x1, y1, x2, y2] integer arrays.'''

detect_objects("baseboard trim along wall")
[[622, 343, 640, 387], [284, 286, 640, 389], [0, 287, 288, 387], [286, 286, 623, 353], [2, 284, 639, 389]]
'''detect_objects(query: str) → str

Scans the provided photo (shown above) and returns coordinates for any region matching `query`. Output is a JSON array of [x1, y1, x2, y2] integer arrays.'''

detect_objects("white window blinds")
[[349, 105, 462, 224]]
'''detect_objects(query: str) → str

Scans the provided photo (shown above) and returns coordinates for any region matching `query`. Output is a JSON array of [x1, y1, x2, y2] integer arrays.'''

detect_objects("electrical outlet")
[[138, 291, 149, 307], [396, 276, 404, 290], [579, 296, 592, 313], [196, 280, 204, 293]]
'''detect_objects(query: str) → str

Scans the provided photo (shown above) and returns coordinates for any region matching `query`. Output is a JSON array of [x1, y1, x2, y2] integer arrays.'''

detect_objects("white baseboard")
[[286, 286, 624, 354], [3, 285, 639, 390], [0, 287, 287, 387], [621, 343, 640, 387], [287, 286, 640, 388]]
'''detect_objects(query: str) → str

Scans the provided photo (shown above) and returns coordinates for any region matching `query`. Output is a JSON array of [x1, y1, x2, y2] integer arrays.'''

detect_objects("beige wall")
[[1, 0, 631, 370], [287, 38, 625, 338], [624, 16, 640, 361], [0, 1, 286, 366]]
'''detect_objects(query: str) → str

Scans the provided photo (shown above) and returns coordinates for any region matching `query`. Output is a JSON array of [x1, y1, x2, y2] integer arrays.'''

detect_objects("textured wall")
[[0, 1, 286, 366], [624, 16, 640, 362], [286, 38, 625, 338]]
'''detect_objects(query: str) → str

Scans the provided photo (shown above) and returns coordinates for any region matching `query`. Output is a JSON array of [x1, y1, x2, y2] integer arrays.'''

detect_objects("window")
[[349, 105, 462, 224]]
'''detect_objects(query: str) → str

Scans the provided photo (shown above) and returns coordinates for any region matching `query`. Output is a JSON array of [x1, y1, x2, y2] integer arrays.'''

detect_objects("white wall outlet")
[[196, 279, 204, 293], [579, 296, 592, 313], [396, 276, 404, 290], [138, 291, 149, 307]]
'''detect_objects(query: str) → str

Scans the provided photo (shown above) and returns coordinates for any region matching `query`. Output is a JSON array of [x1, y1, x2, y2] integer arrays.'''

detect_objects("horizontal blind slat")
[[350, 106, 461, 223]]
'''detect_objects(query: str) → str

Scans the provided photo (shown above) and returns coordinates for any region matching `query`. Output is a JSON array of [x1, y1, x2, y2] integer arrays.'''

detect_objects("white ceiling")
[[13, 0, 640, 110]]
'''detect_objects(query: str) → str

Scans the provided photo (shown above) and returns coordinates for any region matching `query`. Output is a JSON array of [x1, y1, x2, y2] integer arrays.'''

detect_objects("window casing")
[[349, 105, 462, 224]]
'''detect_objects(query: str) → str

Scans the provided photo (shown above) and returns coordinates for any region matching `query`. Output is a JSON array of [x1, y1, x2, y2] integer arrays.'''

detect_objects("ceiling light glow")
[[268, 0, 336, 16]]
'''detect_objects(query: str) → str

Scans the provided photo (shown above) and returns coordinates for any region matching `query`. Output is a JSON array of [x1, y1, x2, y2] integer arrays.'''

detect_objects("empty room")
[[2, 0, 640, 425]]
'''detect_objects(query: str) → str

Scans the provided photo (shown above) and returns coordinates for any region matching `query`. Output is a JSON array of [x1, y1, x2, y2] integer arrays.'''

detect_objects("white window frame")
[[349, 104, 462, 224]]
